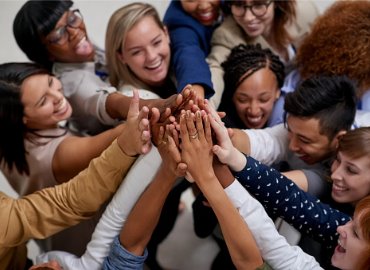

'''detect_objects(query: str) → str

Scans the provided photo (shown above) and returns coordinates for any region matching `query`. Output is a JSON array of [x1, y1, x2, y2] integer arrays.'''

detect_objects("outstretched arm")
[[1, 90, 150, 267], [103, 123, 187, 269], [207, 101, 350, 248], [179, 110, 263, 269]]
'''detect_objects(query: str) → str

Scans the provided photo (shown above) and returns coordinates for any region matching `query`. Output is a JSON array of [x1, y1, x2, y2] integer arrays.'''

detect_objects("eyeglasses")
[[231, 1, 273, 17], [47, 9, 83, 45]]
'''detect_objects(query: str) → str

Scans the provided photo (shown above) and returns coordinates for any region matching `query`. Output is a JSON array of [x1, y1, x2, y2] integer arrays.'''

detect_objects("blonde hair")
[[105, 2, 165, 89]]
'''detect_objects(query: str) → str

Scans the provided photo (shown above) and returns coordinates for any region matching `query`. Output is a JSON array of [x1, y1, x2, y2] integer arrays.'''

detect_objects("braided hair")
[[220, 43, 285, 128]]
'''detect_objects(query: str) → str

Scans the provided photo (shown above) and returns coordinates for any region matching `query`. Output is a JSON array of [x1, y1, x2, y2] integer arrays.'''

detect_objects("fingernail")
[[196, 111, 201, 119]]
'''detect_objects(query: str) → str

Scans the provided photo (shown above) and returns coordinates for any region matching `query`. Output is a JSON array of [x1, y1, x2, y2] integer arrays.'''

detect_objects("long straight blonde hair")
[[105, 2, 165, 89]]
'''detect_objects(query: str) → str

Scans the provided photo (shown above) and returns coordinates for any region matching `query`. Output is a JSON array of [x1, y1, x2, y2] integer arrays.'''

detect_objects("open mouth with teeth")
[[145, 60, 162, 70], [54, 98, 68, 115], [336, 239, 346, 253]]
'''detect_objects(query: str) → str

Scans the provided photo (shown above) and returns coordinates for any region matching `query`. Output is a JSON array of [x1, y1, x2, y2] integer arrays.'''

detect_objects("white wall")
[[0, 0, 171, 63]]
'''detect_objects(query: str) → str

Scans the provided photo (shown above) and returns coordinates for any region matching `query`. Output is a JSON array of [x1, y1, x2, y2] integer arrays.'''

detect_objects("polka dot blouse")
[[232, 155, 351, 249]]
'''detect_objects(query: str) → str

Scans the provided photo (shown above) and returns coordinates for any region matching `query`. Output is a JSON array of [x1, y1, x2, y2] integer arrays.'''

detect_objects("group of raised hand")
[[125, 83, 241, 184]]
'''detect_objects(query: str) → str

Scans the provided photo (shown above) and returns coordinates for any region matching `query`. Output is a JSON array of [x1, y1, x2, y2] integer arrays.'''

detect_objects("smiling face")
[[287, 116, 341, 165], [21, 74, 72, 130], [330, 152, 370, 205], [232, 0, 275, 39], [43, 9, 95, 63], [180, 0, 221, 26], [233, 67, 280, 129], [117, 16, 171, 87], [331, 215, 369, 270]]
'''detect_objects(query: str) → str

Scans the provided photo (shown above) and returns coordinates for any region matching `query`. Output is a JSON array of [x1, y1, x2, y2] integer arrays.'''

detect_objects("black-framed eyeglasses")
[[231, 0, 273, 18], [47, 9, 83, 45]]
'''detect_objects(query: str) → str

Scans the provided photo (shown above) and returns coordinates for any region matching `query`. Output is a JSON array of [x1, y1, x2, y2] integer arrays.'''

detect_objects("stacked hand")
[[146, 84, 245, 182]]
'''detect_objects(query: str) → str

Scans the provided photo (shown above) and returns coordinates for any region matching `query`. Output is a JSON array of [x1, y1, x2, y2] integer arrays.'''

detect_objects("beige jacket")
[[0, 140, 136, 270], [207, 1, 319, 108]]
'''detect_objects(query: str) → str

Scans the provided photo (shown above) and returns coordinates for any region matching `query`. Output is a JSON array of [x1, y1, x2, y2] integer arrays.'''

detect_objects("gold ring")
[[190, 132, 198, 139]]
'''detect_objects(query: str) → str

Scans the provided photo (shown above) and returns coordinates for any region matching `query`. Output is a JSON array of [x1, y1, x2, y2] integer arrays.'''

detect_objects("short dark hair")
[[13, 0, 73, 69], [0, 62, 50, 175], [284, 75, 357, 140]]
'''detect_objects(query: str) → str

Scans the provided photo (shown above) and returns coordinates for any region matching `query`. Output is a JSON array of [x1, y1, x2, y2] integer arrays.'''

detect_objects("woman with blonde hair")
[[106, 2, 173, 99], [105, 4, 193, 268]]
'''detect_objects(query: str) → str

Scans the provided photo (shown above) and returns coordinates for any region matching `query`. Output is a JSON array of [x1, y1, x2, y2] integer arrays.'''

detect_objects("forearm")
[[105, 92, 131, 120], [198, 174, 263, 269], [119, 165, 177, 256], [231, 129, 251, 155], [1, 140, 136, 247], [54, 124, 127, 182], [224, 181, 322, 270]]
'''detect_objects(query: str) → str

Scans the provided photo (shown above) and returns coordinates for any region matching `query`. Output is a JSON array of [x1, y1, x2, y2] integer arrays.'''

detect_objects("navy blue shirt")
[[163, 0, 218, 98]]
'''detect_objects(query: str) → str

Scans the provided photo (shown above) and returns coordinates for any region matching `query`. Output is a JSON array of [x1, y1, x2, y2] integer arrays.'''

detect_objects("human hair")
[[284, 76, 356, 140], [0, 62, 50, 175], [105, 2, 164, 89], [13, 0, 73, 70], [220, 43, 285, 128], [337, 127, 370, 161], [353, 195, 370, 270], [226, 0, 296, 49], [295, 1, 370, 98]]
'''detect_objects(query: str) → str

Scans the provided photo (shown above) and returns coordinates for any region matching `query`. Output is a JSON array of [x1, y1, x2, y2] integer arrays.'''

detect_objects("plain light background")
[[0, 0, 335, 266]]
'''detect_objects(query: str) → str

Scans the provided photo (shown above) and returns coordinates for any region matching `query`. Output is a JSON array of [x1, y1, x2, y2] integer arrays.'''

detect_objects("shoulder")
[[164, 1, 190, 26], [290, 1, 320, 38], [212, 16, 245, 45]]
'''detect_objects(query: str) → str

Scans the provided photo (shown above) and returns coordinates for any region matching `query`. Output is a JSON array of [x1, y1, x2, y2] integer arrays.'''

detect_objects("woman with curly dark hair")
[[294, 1, 370, 110], [219, 43, 285, 129], [207, 0, 319, 108]]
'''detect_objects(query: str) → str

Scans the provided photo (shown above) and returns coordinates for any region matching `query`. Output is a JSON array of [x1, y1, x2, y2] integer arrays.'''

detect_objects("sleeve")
[[60, 70, 119, 127], [206, 16, 248, 109], [360, 91, 370, 111], [164, 1, 214, 98], [244, 124, 289, 165], [170, 26, 214, 98], [102, 236, 148, 270], [353, 109, 370, 128], [0, 140, 136, 247], [206, 24, 232, 109], [232, 155, 351, 248], [36, 147, 162, 270], [224, 180, 322, 270]]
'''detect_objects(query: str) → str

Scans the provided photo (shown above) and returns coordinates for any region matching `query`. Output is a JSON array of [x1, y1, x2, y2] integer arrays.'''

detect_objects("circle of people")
[[0, 1, 369, 270]]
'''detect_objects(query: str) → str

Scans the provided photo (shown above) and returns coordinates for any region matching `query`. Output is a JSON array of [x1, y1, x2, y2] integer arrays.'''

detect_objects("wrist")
[[228, 148, 246, 172], [117, 138, 140, 157]]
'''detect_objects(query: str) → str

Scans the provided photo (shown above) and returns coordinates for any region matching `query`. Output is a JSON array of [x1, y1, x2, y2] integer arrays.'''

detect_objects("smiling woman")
[[105, 4, 193, 269], [0, 62, 128, 257], [12, 0, 178, 136], [105, 2, 174, 98]]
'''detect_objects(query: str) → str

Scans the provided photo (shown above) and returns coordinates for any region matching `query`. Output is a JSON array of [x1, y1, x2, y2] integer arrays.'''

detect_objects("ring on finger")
[[190, 132, 198, 139]]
